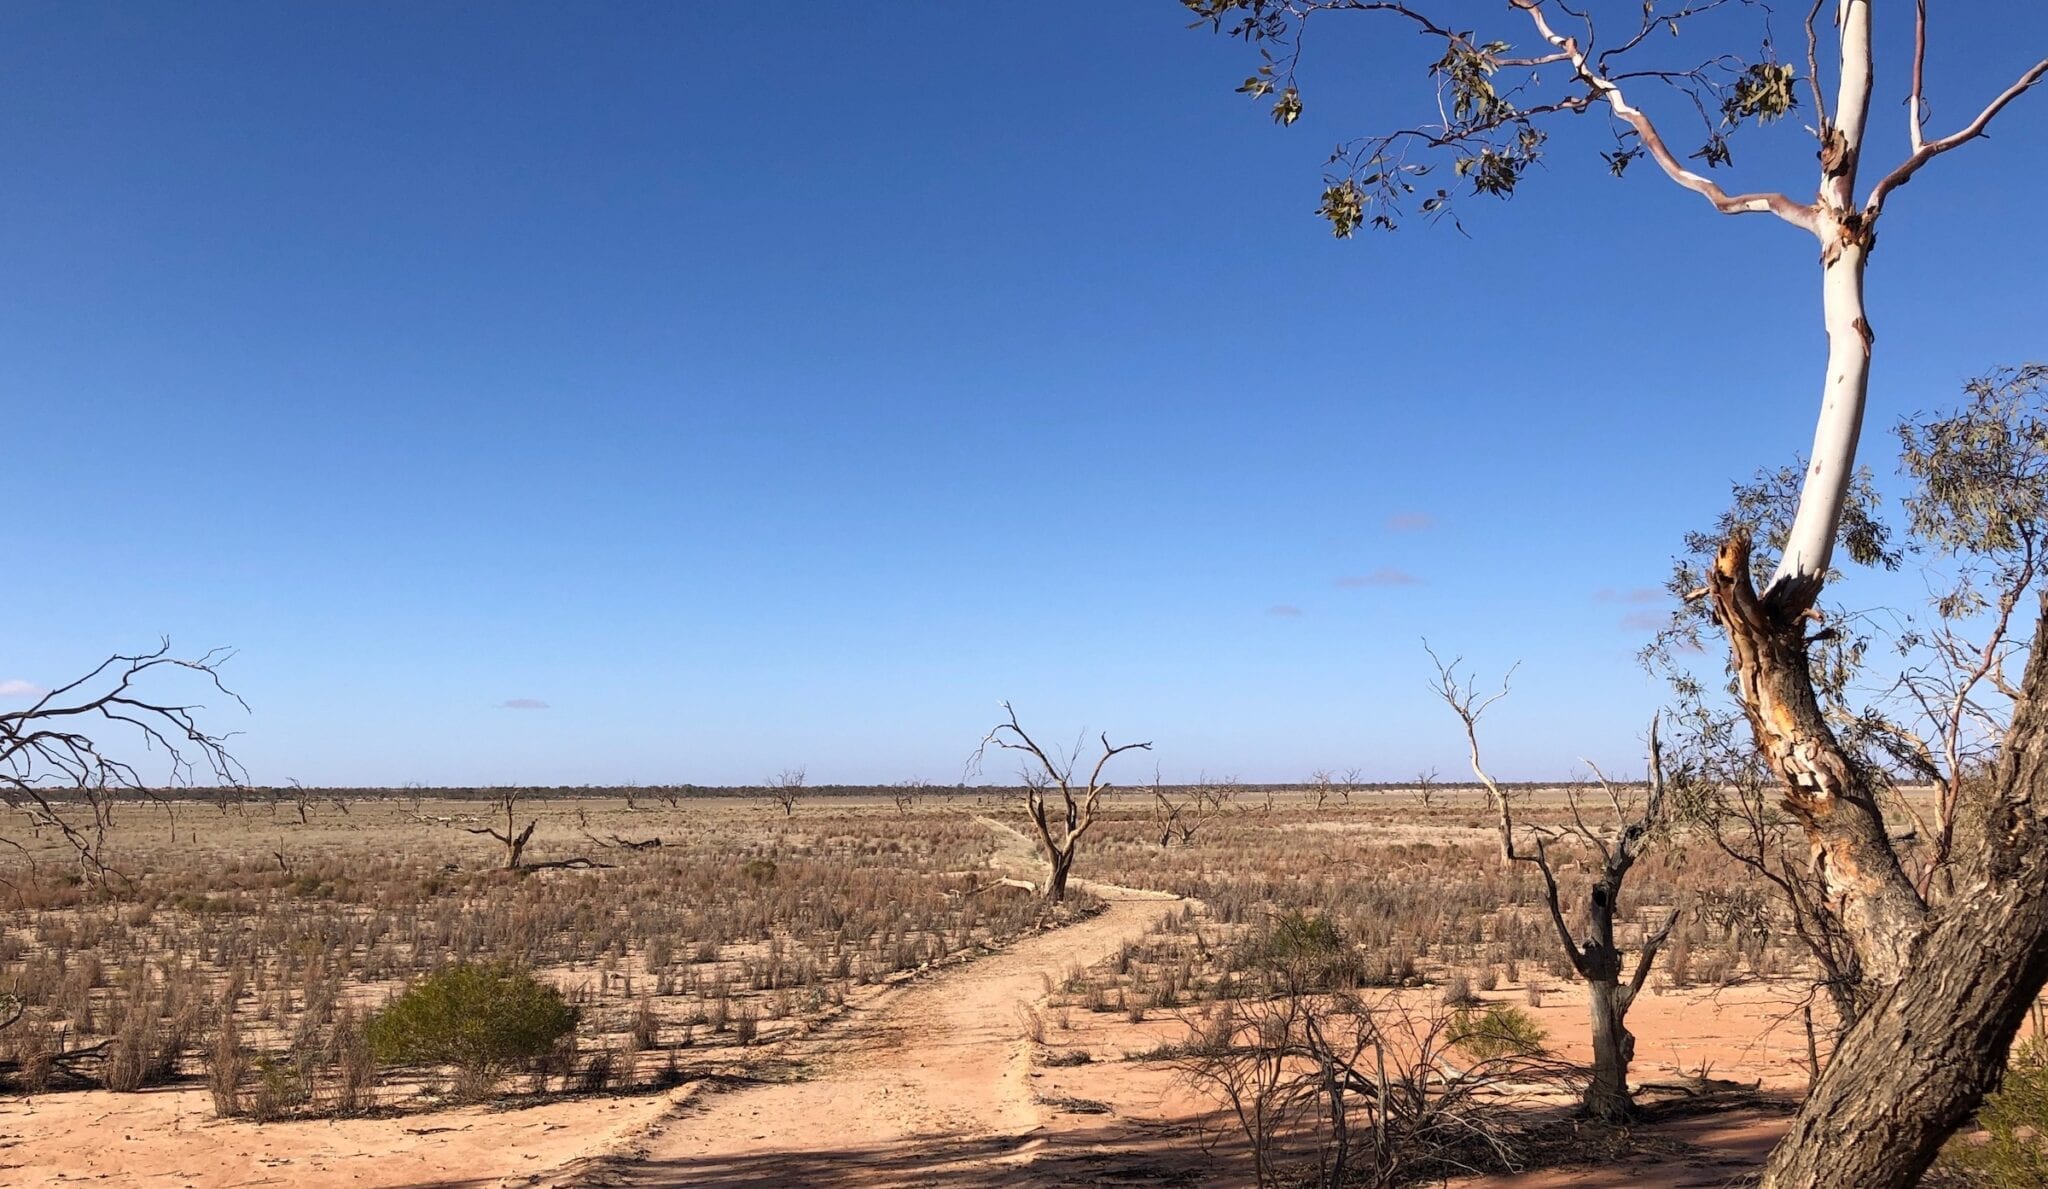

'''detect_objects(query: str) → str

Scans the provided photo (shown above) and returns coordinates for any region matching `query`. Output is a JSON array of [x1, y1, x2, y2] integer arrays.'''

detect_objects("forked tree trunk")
[[1760, 593, 2048, 1188], [504, 820, 535, 870], [1573, 870, 1665, 1123]]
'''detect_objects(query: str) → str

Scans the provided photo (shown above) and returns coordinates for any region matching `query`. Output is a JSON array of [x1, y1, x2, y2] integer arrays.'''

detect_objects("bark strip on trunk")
[[1708, 535, 1927, 995]]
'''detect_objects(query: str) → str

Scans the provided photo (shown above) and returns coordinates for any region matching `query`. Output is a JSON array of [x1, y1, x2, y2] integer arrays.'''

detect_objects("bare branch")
[[1867, 55, 2048, 213], [1, 641, 247, 886]]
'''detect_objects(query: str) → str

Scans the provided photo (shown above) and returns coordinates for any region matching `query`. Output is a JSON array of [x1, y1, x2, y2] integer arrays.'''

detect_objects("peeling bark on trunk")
[[1709, 536, 1926, 998], [1761, 595, 2048, 1188]]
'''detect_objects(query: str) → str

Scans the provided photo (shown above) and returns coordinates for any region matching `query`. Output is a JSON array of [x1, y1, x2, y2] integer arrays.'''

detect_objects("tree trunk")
[[1583, 976, 1636, 1122], [1761, 873, 2048, 1186], [506, 819, 536, 870], [1767, 0, 1876, 603], [1045, 848, 1074, 903], [1760, 594, 2048, 1187], [1710, 535, 1926, 997]]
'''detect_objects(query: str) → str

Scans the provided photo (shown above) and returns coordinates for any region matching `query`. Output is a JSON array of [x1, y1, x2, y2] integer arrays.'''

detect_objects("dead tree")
[[467, 789, 539, 869], [0, 642, 246, 887], [1154, 776, 1229, 846], [972, 702, 1150, 902], [286, 778, 315, 825], [462, 788, 609, 872], [1413, 768, 1440, 810], [892, 779, 928, 817], [1308, 769, 1336, 811], [1428, 645, 1675, 1122], [768, 768, 804, 818]]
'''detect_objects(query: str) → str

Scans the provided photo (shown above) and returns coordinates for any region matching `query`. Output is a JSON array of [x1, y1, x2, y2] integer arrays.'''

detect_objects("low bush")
[[366, 963, 578, 1099], [1449, 1004, 1547, 1062], [1242, 909, 1363, 990]]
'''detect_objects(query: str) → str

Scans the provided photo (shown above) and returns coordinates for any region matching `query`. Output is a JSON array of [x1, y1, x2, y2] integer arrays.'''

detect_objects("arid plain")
[[0, 785, 1945, 1187]]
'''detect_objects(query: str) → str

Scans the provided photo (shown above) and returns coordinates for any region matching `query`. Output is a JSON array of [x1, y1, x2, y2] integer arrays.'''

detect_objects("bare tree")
[[0, 642, 246, 887], [461, 788, 608, 872], [466, 789, 540, 870], [1427, 645, 1675, 1122], [286, 778, 315, 826], [1412, 768, 1440, 810], [768, 768, 804, 819], [1190, 4, 2048, 1178], [971, 702, 1150, 901], [1308, 768, 1335, 811], [1154, 774, 1231, 846], [892, 778, 928, 817]]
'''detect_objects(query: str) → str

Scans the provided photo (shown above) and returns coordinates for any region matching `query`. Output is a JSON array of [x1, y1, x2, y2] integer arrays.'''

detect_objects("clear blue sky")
[[4, 3, 2043, 787]]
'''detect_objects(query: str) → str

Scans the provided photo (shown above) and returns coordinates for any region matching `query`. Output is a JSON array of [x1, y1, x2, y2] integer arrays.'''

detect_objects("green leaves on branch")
[[1318, 180, 1368, 237], [1722, 61, 1798, 127], [1236, 60, 1300, 126], [1188, 4, 1807, 226], [1895, 364, 2048, 621], [1456, 126, 1545, 198], [1431, 39, 1515, 126], [1690, 61, 1795, 168]]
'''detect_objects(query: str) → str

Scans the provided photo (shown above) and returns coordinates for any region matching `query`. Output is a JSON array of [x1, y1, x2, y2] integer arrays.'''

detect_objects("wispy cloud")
[[1618, 611, 1666, 633], [0, 678, 45, 699], [1595, 587, 1665, 605], [1266, 604, 1304, 618], [498, 698, 551, 710], [1334, 568, 1422, 589], [1385, 512, 1437, 534]]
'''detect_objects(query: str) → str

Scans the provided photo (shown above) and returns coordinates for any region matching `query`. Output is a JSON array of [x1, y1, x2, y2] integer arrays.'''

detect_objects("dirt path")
[[575, 820, 1182, 1188]]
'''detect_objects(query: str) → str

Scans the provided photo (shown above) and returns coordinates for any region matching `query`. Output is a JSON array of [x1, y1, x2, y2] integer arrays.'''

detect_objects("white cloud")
[[0, 679, 45, 699], [1334, 568, 1422, 588], [498, 698, 551, 710]]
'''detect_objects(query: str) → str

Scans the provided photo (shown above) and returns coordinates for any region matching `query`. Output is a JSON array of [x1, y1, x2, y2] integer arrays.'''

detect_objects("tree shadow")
[[549, 1118, 1229, 1188]]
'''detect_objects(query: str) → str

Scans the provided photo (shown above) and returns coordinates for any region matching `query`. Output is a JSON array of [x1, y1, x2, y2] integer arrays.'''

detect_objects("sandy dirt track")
[[571, 878, 1181, 1188]]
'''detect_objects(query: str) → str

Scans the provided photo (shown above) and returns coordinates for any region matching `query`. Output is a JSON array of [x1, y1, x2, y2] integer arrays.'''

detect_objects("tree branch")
[[1512, 0, 1814, 228], [1867, 55, 2048, 213]]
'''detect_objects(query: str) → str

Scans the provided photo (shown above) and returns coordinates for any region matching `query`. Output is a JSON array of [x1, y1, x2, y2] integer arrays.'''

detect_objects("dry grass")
[[0, 795, 1083, 1115]]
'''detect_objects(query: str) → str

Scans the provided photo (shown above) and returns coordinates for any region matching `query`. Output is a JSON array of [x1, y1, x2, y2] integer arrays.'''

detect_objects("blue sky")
[[3, 3, 2043, 786]]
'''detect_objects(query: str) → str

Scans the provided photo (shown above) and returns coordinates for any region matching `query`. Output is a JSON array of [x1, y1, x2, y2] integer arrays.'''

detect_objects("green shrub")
[[1241, 910, 1364, 990], [365, 963, 578, 1099], [1941, 1034, 2048, 1187], [1449, 1004, 1548, 1062]]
